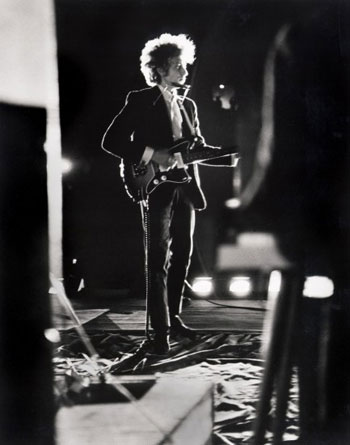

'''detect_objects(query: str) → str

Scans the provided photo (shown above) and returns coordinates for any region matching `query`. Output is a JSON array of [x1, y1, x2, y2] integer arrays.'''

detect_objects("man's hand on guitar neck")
[[151, 149, 177, 169]]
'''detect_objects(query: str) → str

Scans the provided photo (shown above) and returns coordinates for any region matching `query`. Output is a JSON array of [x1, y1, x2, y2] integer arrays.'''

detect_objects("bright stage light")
[[44, 328, 61, 343], [268, 270, 282, 294], [61, 157, 73, 174], [303, 276, 334, 298], [228, 276, 252, 298], [225, 197, 241, 209], [191, 277, 213, 297]]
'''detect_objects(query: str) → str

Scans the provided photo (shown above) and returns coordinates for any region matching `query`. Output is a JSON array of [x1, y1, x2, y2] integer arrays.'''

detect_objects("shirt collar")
[[158, 84, 178, 102]]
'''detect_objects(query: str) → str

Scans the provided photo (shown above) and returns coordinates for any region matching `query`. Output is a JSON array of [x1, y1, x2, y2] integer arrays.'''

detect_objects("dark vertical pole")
[[0, 103, 55, 445], [253, 269, 303, 445], [272, 274, 303, 444]]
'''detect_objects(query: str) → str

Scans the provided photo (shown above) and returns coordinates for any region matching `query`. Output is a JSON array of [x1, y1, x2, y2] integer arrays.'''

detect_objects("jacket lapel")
[[145, 88, 194, 146], [180, 99, 194, 139], [148, 87, 173, 145]]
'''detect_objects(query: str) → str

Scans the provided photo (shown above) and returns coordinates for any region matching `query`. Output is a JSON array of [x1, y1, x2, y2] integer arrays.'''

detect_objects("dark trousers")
[[146, 186, 195, 334]]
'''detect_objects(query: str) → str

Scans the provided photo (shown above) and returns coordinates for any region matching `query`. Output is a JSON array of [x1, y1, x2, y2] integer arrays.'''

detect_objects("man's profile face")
[[159, 56, 188, 87]]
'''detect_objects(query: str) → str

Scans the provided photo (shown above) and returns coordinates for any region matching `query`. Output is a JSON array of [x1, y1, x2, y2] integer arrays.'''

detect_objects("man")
[[102, 33, 233, 355]]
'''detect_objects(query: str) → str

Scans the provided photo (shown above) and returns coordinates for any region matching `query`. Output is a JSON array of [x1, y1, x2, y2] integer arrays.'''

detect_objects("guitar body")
[[120, 159, 191, 202], [120, 139, 239, 202]]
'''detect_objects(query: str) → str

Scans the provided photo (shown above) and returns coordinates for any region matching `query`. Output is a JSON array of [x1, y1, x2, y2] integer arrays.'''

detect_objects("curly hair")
[[140, 33, 196, 86]]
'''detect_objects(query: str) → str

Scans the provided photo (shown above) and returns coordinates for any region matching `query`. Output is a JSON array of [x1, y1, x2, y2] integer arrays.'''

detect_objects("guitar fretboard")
[[181, 146, 238, 165]]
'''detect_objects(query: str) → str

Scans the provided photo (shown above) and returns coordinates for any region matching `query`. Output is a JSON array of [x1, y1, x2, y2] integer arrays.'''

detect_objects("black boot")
[[170, 315, 197, 340], [138, 330, 170, 356], [152, 332, 170, 355]]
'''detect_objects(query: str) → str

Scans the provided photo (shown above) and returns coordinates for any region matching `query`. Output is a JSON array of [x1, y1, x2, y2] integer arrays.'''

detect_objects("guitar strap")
[[140, 197, 151, 340]]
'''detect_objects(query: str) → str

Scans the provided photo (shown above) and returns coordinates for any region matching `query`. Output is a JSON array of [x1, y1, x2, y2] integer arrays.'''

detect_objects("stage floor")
[[54, 294, 266, 333], [53, 294, 300, 444]]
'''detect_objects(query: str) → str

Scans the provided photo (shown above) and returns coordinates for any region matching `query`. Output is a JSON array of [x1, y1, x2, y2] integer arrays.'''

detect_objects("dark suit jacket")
[[102, 86, 207, 209]]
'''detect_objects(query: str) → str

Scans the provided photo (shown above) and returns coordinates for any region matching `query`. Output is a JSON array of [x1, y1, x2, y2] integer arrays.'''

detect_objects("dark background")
[[55, 0, 320, 294]]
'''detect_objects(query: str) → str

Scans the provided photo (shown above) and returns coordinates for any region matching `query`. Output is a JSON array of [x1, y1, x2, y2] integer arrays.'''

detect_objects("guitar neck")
[[181, 145, 238, 165]]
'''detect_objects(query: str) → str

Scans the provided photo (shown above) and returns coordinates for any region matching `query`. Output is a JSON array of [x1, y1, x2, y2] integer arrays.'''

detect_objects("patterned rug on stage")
[[53, 332, 299, 444]]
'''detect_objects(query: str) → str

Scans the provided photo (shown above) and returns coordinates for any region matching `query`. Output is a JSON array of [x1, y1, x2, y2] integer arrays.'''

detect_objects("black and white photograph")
[[0, 0, 349, 444]]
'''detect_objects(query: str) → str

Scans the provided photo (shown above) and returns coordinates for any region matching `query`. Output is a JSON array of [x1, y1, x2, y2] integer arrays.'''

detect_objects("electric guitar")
[[120, 139, 239, 202]]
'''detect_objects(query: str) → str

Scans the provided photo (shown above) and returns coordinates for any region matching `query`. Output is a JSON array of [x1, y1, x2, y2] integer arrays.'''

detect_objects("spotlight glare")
[[192, 277, 213, 297], [268, 270, 282, 294], [44, 328, 61, 343], [229, 276, 252, 298], [303, 276, 334, 298], [61, 157, 73, 174], [225, 198, 241, 209]]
